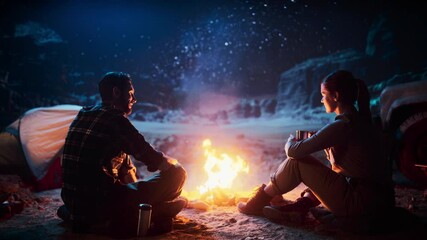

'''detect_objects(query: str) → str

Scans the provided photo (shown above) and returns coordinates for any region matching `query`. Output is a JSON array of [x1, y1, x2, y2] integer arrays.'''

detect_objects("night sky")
[[1, 0, 424, 111]]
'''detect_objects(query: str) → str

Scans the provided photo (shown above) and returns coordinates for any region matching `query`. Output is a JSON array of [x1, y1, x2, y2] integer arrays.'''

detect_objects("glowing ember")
[[197, 139, 249, 196]]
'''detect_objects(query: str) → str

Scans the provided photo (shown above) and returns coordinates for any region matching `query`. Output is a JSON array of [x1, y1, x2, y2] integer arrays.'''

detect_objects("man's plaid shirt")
[[61, 105, 165, 225]]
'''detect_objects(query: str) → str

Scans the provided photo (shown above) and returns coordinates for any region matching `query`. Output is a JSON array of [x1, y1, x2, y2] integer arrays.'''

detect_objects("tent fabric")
[[17, 105, 81, 181], [32, 156, 62, 192]]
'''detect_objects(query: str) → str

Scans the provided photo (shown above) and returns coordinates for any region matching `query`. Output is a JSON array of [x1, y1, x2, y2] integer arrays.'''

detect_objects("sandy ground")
[[0, 185, 426, 240], [1, 118, 427, 239]]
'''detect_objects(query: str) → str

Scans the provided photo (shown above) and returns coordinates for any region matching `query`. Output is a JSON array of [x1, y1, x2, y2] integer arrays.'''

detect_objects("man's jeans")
[[108, 164, 187, 236]]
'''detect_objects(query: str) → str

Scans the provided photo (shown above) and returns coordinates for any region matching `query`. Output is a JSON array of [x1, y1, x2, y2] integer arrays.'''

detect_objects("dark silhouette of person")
[[58, 72, 187, 237]]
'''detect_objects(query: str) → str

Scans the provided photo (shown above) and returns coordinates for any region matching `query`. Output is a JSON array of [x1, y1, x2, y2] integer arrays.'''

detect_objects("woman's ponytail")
[[356, 79, 372, 122]]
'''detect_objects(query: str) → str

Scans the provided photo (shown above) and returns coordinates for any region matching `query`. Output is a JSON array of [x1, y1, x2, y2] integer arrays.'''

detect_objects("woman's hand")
[[284, 133, 297, 157], [287, 133, 296, 142]]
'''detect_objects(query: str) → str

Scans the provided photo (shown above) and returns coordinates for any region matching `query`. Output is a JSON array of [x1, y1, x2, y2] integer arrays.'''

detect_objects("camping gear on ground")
[[0, 105, 81, 191], [137, 203, 152, 237]]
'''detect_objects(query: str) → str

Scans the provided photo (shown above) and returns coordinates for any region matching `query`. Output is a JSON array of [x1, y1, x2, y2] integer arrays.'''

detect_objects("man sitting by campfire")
[[57, 72, 187, 237]]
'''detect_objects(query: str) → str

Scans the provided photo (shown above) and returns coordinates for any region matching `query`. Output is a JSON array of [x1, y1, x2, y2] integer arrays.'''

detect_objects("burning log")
[[186, 200, 211, 211]]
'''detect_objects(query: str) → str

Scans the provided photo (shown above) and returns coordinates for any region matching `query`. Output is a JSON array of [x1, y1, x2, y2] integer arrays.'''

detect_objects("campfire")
[[182, 139, 250, 207]]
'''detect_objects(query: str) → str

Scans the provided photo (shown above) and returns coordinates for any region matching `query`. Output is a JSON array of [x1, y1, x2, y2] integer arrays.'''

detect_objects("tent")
[[0, 105, 81, 191]]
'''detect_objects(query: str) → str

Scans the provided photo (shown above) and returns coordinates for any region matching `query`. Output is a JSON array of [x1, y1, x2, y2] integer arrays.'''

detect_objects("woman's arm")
[[285, 120, 348, 159]]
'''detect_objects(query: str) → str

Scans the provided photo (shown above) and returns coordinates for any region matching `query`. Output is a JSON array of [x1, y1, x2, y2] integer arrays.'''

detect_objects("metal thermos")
[[137, 203, 152, 237]]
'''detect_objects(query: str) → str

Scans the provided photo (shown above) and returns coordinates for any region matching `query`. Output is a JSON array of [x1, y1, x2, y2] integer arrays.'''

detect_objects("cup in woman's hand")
[[295, 130, 315, 141]]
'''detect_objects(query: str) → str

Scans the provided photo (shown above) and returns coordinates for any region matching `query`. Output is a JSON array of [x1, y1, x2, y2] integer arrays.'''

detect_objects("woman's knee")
[[293, 155, 319, 163], [271, 156, 322, 193]]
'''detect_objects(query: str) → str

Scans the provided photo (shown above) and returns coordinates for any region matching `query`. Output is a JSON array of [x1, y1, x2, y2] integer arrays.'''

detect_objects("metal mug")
[[295, 130, 315, 141]]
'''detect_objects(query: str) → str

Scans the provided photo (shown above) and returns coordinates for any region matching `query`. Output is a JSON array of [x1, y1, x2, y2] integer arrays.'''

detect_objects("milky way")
[[0, 0, 391, 106], [138, 0, 375, 99]]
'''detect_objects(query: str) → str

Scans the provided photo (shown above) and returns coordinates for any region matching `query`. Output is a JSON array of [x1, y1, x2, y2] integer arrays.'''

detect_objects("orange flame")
[[197, 139, 249, 195]]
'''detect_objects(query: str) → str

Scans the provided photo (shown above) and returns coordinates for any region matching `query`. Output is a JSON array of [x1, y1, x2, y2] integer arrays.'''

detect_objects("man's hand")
[[118, 155, 138, 184]]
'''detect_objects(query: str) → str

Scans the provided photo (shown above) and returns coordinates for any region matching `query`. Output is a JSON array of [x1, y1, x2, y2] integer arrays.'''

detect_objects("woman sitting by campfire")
[[237, 70, 395, 232]]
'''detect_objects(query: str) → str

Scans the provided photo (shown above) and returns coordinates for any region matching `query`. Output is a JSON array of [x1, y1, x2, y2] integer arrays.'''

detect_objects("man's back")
[[61, 105, 125, 225]]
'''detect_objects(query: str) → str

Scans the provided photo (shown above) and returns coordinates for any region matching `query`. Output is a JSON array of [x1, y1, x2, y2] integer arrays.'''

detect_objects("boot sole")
[[309, 207, 334, 224], [263, 206, 305, 224]]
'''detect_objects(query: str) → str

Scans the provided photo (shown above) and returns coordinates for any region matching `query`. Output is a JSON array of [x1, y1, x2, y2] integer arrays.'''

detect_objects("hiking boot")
[[151, 196, 188, 221], [148, 216, 173, 236], [237, 184, 272, 215], [0, 193, 10, 203], [148, 197, 186, 236], [310, 207, 334, 224], [263, 197, 318, 224], [0, 202, 12, 220], [57, 205, 71, 223]]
